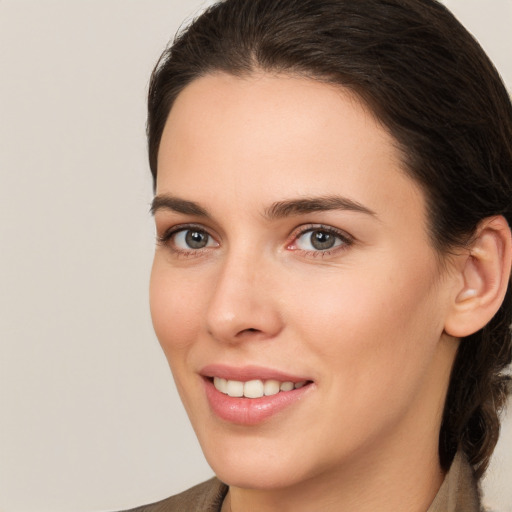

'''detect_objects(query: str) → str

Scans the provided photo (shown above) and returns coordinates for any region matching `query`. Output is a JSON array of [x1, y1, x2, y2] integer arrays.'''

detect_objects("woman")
[[128, 0, 512, 510]]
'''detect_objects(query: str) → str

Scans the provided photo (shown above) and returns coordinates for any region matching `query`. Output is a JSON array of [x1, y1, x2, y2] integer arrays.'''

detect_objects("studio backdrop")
[[0, 1, 511, 511]]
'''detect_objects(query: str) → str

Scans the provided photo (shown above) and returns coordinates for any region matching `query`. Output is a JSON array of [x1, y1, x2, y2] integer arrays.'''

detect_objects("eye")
[[158, 225, 219, 254], [173, 228, 217, 250], [290, 226, 353, 253]]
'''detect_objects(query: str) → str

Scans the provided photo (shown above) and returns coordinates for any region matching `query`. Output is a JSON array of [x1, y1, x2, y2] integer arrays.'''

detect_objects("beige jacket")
[[122, 452, 481, 512]]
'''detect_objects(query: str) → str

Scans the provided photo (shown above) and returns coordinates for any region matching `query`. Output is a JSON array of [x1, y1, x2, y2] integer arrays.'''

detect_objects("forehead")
[[157, 72, 427, 234], [160, 72, 387, 164]]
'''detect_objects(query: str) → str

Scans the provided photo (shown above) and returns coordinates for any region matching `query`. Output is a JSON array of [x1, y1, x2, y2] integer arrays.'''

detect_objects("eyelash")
[[287, 224, 354, 257], [157, 224, 218, 258], [157, 223, 354, 258]]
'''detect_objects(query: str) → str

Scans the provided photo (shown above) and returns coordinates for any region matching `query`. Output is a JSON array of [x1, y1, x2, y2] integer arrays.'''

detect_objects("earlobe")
[[444, 216, 512, 338]]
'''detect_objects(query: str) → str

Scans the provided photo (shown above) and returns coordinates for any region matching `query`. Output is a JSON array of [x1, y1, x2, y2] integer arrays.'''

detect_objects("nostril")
[[235, 327, 261, 337]]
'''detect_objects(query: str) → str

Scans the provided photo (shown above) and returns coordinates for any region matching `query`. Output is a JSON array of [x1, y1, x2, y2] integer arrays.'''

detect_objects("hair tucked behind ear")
[[147, 0, 512, 479], [441, 286, 512, 478]]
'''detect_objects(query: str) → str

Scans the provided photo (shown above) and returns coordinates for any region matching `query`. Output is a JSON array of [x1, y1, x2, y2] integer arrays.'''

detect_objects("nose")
[[205, 251, 283, 344]]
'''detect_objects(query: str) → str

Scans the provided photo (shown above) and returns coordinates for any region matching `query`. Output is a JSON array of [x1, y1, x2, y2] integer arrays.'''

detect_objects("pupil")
[[311, 230, 335, 250], [186, 230, 207, 249]]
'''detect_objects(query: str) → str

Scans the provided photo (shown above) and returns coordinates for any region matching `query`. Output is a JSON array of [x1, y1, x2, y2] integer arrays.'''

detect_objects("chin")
[[209, 456, 309, 490], [196, 427, 328, 491]]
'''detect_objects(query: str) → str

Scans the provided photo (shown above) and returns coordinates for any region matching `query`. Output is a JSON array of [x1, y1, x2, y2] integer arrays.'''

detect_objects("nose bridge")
[[205, 244, 282, 342]]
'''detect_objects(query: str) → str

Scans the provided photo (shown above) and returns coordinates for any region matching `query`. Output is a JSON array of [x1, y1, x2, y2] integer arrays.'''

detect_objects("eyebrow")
[[264, 195, 376, 219], [151, 195, 209, 217], [150, 194, 376, 219]]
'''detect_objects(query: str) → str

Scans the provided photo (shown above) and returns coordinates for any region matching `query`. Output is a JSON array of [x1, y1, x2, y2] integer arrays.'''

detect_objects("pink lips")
[[201, 364, 314, 425]]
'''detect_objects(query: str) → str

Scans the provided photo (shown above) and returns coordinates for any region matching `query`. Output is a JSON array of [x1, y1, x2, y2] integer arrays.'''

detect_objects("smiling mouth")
[[212, 377, 311, 399]]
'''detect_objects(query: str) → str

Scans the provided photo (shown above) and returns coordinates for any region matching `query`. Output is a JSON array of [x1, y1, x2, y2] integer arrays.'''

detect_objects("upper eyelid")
[[157, 223, 217, 243], [155, 215, 222, 236], [159, 222, 212, 235], [290, 223, 354, 241]]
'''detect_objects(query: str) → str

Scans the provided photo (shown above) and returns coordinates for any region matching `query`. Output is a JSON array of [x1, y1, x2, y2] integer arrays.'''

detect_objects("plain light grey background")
[[0, 1, 511, 511]]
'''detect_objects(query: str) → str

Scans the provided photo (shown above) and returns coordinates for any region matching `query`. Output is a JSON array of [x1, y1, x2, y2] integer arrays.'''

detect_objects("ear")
[[444, 215, 512, 338]]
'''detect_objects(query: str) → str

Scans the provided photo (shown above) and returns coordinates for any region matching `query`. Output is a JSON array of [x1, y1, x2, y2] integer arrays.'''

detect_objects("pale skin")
[[150, 72, 512, 512]]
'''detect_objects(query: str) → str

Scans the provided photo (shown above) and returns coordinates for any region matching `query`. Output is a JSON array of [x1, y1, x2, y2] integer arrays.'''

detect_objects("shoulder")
[[120, 478, 228, 512]]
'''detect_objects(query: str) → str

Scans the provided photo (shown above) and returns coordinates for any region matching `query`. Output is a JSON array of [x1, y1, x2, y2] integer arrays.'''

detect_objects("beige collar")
[[427, 451, 481, 512]]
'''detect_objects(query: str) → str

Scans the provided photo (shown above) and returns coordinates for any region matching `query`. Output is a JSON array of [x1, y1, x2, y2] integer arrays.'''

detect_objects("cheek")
[[289, 264, 445, 446], [149, 259, 204, 354], [288, 255, 444, 383]]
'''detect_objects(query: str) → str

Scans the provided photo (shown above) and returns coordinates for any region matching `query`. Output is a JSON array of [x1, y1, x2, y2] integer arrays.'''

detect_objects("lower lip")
[[203, 378, 313, 425]]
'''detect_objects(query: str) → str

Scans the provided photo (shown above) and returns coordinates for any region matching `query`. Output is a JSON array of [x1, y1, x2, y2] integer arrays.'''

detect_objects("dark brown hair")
[[147, 0, 512, 479]]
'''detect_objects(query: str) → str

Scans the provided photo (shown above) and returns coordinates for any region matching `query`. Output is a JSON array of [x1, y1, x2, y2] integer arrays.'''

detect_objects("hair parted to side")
[[147, 0, 512, 479]]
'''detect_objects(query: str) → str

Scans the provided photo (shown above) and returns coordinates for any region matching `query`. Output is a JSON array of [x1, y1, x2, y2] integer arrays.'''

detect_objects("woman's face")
[[150, 73, 458, 490]]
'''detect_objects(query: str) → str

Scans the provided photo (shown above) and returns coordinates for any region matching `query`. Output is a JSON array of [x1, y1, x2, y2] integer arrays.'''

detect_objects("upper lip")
[[200, 364, 312, 383]]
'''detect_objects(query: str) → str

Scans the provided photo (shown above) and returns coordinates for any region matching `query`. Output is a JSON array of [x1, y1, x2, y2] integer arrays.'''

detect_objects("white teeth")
[[213, 377, 227, 394], [213, 377, 308, 398], [264, 379, 280, 396], [226, 380, 244, 397], [280, 381, 294, 392], [244, 379, 264, 398]]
